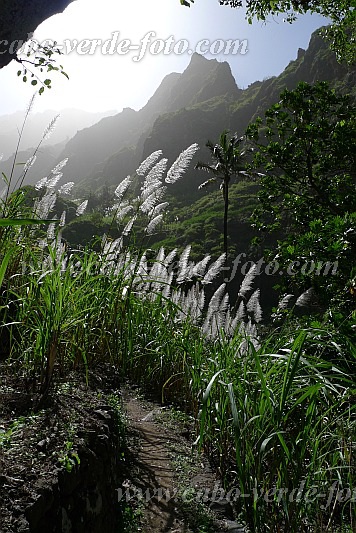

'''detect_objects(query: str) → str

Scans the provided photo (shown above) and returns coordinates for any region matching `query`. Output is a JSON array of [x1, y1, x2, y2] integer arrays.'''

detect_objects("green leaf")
[[31, 80, 38, 86], [0, 248, 14, 287], [0, 218, 59, 227], [202, 369, 224, 404]]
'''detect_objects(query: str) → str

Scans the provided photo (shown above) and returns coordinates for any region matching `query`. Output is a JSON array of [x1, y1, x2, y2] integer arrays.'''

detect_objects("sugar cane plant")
[[0, 104, 354, 532]]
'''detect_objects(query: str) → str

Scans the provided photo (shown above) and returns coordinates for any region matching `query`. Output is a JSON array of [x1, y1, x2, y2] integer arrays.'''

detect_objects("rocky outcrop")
[[0, 1, 75, 69], [22, 406, 123, 533]]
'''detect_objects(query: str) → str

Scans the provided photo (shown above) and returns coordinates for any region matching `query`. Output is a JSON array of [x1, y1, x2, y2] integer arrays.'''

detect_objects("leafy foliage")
[[247, 81, 356, 308], [1, 85, 355, 533], [15, 40, 69, 95]]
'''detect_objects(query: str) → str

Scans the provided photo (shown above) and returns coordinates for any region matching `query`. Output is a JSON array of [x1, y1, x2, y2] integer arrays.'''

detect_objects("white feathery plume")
[[238, 263, 258, 299], [246, 289, 263, 323], [239, 319, 258, 339], [59, 211, 66, 227], [51, 158, 68, 175], [42, 115, 60, 140], [101, 233, 107, 251], [26, 94, 36, 115], [150, 201, 169, 217], [207, 283, 226, 317], [122, 215, 137, 236], [155, 247, 166, 264], [0, 154, 3, 163], [145, 214, 163, 234], [140, 186, 166, 214], [177, 245, 191, 282], [171, 288, 182, 308], [236, 300, 246, 321], [138, 253, 148, 274], [150, 259, 168, 293], [103, 237, 123, 265], [35, 191, 56, 218], [47, 222, 56, 241], [114, 176, 132, 201], [136, 150, 163, 176], [76, 200, 88, 216], [46, 173, 62, 189], [221, 292, 230, 313], [277, 294, 294, 310], [23, 155, 37, 174], [202, 253, 226, 284], [224, 309, 233, 336], [193, 255, 211, 278], [142, 158, 168, 190], [58, 182, 74, 195], [164, 249, 177, 268], [112, 199, 129, 210], [150, 246, 165, 272], [244, 320, 260, 350], [55, 233, 66, 264], [213, 291, 229, 331], [228, 313, 241, 338], [184, 283, 206, 324], [140, 180, 161, 202], [116, 204, 133, 222], [295, 288, 315, 308], [165, 143, 199, 184], [135, 253, 148, 286], [198, 285, 205, 315], [162, 271, 174, 299], [35, 177, 48, 190]]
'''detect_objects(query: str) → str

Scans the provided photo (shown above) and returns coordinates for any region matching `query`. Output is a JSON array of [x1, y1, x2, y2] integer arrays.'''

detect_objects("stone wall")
[[21, 406, 124, 533]]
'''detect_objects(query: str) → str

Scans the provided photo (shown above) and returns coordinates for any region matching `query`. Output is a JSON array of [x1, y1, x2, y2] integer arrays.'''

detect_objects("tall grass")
[[195, 329, 355, 531], [0, 114, 354, 531]]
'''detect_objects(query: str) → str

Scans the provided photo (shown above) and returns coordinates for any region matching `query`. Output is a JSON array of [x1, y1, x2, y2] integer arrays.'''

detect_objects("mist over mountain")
[[69, 30, 353, 205], [0, 108, 116, 160], [55, 53, 239, 190], [3, 29, 355, 199]]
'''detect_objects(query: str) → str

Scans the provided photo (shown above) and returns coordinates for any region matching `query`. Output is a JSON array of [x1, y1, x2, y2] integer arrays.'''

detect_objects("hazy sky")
[[0, 0, 326, 116]]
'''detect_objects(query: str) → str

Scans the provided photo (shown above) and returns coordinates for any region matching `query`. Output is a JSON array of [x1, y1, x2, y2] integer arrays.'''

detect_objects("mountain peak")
[[189, 52, 210, 64]]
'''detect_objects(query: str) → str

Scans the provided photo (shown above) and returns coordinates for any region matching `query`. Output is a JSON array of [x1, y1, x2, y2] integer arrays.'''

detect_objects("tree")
[[246, 81, 356, 307], [195, 131, 249, 257], [181, 0, 356, 64]]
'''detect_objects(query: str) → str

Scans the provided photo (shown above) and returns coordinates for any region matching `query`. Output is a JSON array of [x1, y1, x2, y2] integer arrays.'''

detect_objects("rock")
[[224, 519, 245, 532]]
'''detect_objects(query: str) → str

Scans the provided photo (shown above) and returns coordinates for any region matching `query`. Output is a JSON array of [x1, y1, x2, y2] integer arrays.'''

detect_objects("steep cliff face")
[[57, 52, 240, 186], [140, 28, 355, 204], [229, 30, 356, 134], [164, 52, 239, 111], [8, 28, 355, 197]]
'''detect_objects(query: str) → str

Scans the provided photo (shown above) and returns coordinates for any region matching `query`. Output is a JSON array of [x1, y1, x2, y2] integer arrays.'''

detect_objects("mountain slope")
[[0, 109, 115, 160], [57, 53, 240, 188], [141, 30, 355, 205], [6, 28, 354, 203]]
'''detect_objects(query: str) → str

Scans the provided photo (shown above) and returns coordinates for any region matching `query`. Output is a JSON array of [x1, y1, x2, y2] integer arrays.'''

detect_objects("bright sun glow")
[[0, 0, 325, 115]]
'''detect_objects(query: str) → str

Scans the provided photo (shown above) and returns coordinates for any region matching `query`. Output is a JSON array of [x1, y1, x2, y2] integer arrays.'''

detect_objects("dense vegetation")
[[0, 81, 355, 532]]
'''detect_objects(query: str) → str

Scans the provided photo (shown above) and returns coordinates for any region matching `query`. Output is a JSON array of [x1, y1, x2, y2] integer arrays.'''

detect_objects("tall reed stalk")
[[1, 113, 354, 531]]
